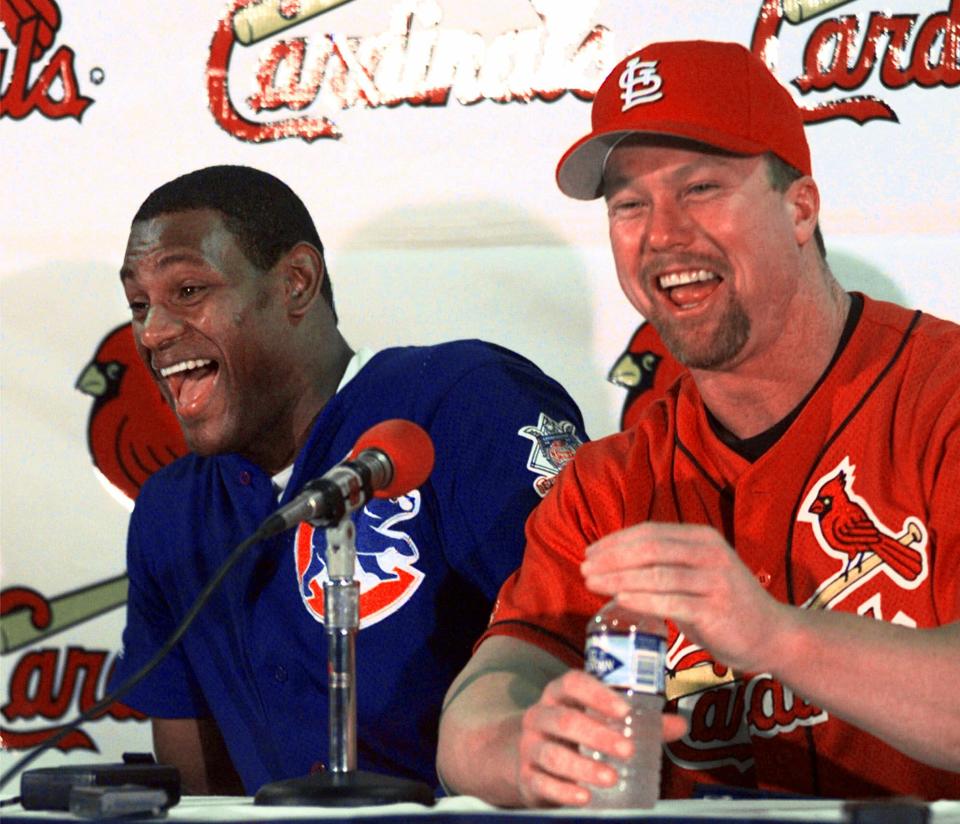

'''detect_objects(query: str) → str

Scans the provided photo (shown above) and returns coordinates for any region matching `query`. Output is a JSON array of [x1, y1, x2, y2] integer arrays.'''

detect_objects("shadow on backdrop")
[[829, 249, 908, 307], [334, 198, 618, 437]]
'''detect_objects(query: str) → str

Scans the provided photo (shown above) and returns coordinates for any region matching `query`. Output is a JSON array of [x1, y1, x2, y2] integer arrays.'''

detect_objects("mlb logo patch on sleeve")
[[518, 413, 583, 497]]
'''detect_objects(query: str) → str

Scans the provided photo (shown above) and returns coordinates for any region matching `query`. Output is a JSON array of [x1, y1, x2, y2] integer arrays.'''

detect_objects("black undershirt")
[[705, 292, 864, 463]]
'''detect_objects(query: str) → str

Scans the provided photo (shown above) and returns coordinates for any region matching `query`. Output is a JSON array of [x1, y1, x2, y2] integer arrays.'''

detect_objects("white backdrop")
[[1, 0, 957, 779]]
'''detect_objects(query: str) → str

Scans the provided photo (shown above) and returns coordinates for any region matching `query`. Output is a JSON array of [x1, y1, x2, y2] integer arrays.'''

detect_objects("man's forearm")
[[764, 610, 960, 769], [438, 693, 526, 805], [153, 717, 245, 796], [437, 636, 567, 804]]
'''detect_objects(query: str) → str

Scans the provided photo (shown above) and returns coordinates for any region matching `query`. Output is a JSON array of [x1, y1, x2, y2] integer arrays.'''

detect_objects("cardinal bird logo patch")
[[798, 458, 929, 605], [295, 491, 425, 628], [76, 323, 188, 502]]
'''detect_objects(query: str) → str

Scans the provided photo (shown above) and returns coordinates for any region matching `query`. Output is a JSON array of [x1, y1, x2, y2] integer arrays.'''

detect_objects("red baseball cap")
[[556, 40, 811, 200]]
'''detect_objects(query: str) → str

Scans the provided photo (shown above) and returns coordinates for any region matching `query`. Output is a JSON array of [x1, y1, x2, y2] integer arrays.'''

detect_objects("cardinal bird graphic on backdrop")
[[608, 321, 685, 430], [76, 323, 187, 500], [807, 470, 924, 583]]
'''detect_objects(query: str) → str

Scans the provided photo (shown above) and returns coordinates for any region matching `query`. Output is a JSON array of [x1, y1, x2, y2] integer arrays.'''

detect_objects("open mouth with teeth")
[[158, 358, 219, 416], [658, 269, 721, 309]]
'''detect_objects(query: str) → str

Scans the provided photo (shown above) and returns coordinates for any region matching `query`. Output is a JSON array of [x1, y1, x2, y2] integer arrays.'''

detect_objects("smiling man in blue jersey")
[[108, 164, 588, 796]]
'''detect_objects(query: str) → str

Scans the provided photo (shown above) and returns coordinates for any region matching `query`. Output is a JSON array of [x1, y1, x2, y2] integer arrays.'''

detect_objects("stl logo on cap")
[[556, 40, 812, 200], [620, 58, 662, 111]]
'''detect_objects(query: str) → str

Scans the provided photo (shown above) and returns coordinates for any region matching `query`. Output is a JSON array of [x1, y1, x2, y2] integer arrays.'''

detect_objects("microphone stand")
[[254, 517, 434, 807]]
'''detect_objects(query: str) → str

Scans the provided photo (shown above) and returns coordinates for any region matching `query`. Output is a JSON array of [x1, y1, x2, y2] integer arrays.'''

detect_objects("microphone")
[[258, 419, 435, 538]]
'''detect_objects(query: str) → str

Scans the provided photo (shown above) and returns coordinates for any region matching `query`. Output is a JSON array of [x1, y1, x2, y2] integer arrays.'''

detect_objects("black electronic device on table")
[[20, 752, 180, 812]]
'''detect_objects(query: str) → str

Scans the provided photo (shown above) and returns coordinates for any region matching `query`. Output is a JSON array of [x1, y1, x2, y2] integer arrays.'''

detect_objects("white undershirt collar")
[[271, 347, 376, 497]]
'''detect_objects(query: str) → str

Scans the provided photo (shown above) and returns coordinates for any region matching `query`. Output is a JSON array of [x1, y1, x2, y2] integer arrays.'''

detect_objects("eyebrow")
[[603, 155, 739, 199], [602, 172, 637, 199], [119, 251, 211, 282]]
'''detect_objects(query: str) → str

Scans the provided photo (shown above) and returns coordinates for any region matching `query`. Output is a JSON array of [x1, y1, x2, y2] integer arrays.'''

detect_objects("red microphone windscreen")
[[349, 419, 435, 498]]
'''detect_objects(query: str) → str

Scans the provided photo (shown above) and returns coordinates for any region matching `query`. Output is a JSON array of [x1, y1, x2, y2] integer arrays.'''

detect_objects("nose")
[[645, 196, 694, 252], [139, 303, 185, 351]]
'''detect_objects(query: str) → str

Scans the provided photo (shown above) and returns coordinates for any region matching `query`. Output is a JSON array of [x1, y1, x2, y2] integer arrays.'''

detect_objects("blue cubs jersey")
[[109, 340, 587, 794]]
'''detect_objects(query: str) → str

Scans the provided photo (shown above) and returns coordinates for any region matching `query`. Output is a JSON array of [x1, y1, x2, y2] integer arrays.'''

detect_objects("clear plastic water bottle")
[[582, 599, 666, 809]]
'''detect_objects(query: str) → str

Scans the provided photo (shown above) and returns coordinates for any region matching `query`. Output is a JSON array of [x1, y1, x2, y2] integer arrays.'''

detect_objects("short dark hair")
[[765, 153, 827, 260], [133, 165, 336, 320]]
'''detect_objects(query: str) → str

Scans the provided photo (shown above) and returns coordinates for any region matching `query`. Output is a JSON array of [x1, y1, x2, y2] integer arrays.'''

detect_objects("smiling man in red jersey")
[[438, 40, 960, 807]]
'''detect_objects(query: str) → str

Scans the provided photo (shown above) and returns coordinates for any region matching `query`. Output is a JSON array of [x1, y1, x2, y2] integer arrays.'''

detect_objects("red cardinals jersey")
[[482, 295, 960, 800]]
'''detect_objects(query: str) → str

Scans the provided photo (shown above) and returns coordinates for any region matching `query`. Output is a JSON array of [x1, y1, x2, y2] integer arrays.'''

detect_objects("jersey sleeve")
[[475, 434, 638, 668], [108, 495, 209, 717], [929, 402, 960, 622], [903, 314, 960, 623], [424, 349, 589, 605]]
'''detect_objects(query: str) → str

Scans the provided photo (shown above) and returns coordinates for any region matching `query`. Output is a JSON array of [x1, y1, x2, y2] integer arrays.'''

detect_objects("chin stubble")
[[653, 297, 751, 370]]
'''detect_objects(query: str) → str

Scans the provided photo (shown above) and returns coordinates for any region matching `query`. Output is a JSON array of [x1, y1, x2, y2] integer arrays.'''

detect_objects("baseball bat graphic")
[[806, 521, 923, 611], [233, 0, 356, 45], [0, 575, 128, 655], [782, 0, 858, 24], [665, 661, 735, 702]]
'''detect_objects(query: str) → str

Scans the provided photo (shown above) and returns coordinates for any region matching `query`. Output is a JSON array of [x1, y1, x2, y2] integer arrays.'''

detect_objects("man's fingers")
[[586, 522, 721, 555], [526, 701, 635, 761], [519, 729, 623, 807], [525, 736, 619, 787], [584, 565, 713, 598], [583, 542, 716, 579], [515, 670, 661, 808], [520, 765, 591, 807], [663, 711, 688, 741], [520, 707, 688, 806], [541, 670, 632, 716]]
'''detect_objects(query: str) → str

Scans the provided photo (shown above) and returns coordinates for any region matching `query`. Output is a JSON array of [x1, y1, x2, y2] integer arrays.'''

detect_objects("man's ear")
[[787, 176, 820, 248], [279, 242, 325, 317]]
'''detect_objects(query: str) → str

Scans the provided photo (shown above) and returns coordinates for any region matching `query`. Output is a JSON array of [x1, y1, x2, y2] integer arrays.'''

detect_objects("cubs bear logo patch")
[[295, 490, 425, 628]]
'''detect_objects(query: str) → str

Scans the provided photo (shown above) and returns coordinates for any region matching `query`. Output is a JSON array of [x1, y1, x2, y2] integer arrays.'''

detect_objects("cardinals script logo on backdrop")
[[0, 580, 144, 752], [205, 0, 957, 144], [751, 0, 959, 125], [296, 491, 425, 627], [798, 457, 929, 609], [0, 0, 95, 120], [207, 0, 615, 142]]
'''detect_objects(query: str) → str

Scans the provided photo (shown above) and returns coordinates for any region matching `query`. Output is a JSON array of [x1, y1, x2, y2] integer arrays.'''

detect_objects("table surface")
[[2, 795, 959, 823]]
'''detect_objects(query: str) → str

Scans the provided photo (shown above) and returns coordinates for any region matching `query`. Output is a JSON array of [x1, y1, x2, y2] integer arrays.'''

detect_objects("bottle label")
[[585, 632, 666, 694]]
